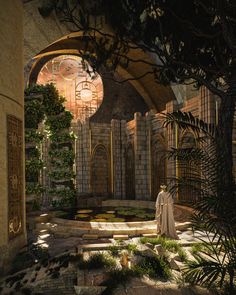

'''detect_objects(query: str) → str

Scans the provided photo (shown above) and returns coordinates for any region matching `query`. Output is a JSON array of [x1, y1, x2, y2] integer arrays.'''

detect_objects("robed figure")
[[155, 185, 179, 240]]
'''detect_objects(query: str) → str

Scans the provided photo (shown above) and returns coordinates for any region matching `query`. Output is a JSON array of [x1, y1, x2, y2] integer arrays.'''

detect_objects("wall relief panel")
[[7, 115, 23, 240]]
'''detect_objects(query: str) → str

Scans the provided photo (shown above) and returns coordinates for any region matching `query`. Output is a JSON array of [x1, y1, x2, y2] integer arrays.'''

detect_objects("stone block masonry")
[[0, 0, 27, 273], [69, 90, 228, 203]]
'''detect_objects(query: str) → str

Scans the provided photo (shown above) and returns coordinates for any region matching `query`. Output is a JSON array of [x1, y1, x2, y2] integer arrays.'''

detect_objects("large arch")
[[23, 0, 176, 112], [151, 133, 167, 200], [91, 144, 110, 196], [125, 143, 135, 200], [178, 131, 198, 203]]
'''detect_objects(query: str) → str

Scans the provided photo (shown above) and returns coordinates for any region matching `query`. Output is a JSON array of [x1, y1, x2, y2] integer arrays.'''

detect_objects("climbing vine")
[[25, 90, 45, 209], [24, 83, 76, 209]]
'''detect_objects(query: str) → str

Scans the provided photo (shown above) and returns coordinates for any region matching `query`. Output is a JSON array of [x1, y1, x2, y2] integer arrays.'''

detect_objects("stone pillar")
[[111, 119, 126, 199], [166, 101, 178, 191], [134, 113, 149, 200], [199, 87, 216, 124], [0, 0, 26, 272], [76, 121, 91, 195], [145, 111, 154, 200]]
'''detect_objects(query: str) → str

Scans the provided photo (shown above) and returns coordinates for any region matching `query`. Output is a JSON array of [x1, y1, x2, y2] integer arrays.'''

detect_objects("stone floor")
[[28, 223, 214, 258], [0, 206, 217, 295], [27, 204, 212, 257]]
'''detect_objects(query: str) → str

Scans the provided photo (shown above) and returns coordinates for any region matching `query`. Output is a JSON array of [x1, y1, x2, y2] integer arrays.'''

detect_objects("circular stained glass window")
[[37, 55, 103, 122]]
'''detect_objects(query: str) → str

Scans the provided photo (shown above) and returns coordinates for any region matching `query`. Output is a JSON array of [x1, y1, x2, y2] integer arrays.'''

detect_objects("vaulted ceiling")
[[23, 0, 176, 111]]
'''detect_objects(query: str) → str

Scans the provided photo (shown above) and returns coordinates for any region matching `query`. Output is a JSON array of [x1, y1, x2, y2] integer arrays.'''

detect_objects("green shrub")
[[48, 169, 75, 181], [140, 236, 164, 245], [163, 240, 181, 253], [78, 253, 116, 270], [190, 243, 205, 255], [50, 132, 76, 143], [48, 188, 75, 199], [108, 245, 122, 256], [133, 255, 171, 280], [51, 192, 76, 208], [25, 129, 44, 143], [26, 183, 45, 195], [49, 149, 75, 163], [46, 111, 73, 131], [140, 236, 181, 253], [25, 159, 44, 174], [126, 243, 137, 253], [177, 248, 188, 262]]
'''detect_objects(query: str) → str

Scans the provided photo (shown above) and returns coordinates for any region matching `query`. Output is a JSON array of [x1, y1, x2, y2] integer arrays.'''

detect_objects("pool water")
[[54, 206, 156, 222]]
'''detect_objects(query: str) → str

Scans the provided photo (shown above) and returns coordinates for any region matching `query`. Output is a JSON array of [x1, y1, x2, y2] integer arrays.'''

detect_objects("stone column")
[[111, 119, 126, 199], [145, 111, 154, 200], [166, 101, 179, 195], [199, 87, 216, 124], [134, 113, 149, 200], [76, 120, 91, 196], [0, 0, 26, 272]]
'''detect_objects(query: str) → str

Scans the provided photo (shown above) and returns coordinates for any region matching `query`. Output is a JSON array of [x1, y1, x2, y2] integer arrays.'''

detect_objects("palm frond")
[[162, 111, 216, 139], [164, 110, 236, 290]]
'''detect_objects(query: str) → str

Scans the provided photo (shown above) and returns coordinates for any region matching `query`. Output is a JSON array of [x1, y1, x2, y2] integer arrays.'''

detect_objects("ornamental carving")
[[7, 115, 23, 240]]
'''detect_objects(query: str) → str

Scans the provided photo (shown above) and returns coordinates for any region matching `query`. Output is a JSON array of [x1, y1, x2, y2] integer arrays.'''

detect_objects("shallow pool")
[[54, 206, 156, 222]]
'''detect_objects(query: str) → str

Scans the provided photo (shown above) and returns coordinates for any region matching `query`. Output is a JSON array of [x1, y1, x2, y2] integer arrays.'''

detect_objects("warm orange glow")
[[37, 55, 103, 121]]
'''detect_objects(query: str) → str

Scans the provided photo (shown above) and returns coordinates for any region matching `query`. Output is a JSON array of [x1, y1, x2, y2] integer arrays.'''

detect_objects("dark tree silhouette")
[[39, 0, 236, 185]]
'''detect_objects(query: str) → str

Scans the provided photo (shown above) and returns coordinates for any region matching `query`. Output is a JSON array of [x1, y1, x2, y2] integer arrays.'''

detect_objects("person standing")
[[155, 184, 179, 240]]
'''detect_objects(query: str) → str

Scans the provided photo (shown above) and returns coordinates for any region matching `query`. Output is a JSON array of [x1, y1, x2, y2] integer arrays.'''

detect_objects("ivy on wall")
[[24, 83, 76, 209], [25, 91, 45, 207], [46, 111, 76, 208]]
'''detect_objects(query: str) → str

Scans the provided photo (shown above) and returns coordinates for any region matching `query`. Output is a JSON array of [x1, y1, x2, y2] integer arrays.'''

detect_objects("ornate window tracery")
[[37, 55, 103, 122]]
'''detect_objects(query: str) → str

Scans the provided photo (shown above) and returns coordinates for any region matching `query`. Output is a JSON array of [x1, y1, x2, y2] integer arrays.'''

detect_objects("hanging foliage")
[[24, 83, 76, 209]]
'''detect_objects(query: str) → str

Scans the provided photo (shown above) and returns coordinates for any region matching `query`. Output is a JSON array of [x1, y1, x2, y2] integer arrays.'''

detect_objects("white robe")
[[155, 190, 179, 240]]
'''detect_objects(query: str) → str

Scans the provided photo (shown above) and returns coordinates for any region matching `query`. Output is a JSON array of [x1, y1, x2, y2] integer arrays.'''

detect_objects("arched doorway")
[[125, 143, 135, 199], [178, 131, 198, 203], [91, 145, 110, 196], [151, 134, 167, 200]]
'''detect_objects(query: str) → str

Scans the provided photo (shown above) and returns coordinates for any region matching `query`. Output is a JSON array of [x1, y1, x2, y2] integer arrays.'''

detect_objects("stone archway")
[[151, 134, 167, 200], [23, 1, 176, 112], [91, 145, 110, 196], [125, 143, 135, 199], [178, 131, 198, 203]]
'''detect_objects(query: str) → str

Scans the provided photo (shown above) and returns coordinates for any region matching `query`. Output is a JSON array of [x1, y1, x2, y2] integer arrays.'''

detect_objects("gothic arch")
[[91, 144, 110, 196], [151, 133, 167, 200], [23, 1, 176, 112], [178, 131, 198, 203]]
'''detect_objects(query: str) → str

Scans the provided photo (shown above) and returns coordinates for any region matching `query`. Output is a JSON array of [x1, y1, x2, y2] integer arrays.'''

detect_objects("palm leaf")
[[164, 110, 236, 290], [162, 111, 216, 139]]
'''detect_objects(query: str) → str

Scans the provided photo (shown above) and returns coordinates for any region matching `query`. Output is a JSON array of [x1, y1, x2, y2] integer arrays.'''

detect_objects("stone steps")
[[77, 242, 113, 253], [113, 234, 129, 240]]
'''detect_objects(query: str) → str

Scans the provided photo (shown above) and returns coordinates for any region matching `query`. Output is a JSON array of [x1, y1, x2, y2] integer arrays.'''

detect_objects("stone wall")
[[112, 120, 126, 199], [0, 0, 26, 272], [74, 88, 228, 203], [41, 86, 235, 203]]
